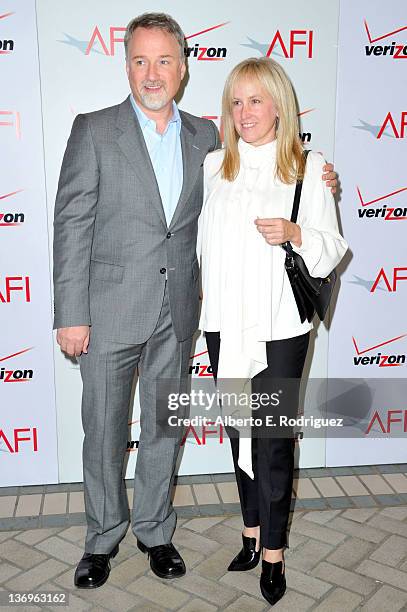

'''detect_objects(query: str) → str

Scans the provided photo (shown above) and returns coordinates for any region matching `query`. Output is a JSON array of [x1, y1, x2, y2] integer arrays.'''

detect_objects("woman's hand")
[[254, 218, 302, 247]]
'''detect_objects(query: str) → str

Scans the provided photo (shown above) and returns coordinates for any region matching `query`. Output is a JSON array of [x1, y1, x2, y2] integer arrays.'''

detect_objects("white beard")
[[140, 82, 169, 111]]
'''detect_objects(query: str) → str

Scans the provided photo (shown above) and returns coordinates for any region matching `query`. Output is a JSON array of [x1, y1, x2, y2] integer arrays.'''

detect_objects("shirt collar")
[[238, 137, 277, 169], [130, 95, 181, 135]]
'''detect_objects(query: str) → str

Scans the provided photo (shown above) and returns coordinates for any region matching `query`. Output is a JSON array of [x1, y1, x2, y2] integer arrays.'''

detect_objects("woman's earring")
[[275, 116, 279, 132]]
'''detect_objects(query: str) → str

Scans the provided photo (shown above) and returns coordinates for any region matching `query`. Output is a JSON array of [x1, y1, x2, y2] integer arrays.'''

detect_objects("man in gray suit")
[[53, 12, 337, 589], [53, 12, 219, 588]]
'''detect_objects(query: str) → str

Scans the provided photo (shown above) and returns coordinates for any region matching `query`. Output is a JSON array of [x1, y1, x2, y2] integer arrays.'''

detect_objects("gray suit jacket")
[[53, 96, 220, 343]]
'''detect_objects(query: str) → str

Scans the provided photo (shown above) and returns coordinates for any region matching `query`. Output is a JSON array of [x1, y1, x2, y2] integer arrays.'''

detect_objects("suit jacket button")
[[166, 232, 172, 239], [160, 267, 166, 274]]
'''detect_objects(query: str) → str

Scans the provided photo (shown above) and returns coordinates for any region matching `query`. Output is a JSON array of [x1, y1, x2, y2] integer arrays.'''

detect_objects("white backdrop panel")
[[0, 0, 58, 486], [327, 0, 407, 466]]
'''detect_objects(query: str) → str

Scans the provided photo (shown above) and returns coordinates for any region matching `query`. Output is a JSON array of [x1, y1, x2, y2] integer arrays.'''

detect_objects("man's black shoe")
[[137, 540, 186, 579], [74, 544, 119, 589]]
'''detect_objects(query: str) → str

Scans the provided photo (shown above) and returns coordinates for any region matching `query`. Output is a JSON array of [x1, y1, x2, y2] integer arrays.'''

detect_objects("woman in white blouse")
[[198, 57, 347, 606]]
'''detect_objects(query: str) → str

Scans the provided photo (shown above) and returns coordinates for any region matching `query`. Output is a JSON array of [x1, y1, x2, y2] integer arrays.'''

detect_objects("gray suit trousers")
[[79, 284, 192, 553]]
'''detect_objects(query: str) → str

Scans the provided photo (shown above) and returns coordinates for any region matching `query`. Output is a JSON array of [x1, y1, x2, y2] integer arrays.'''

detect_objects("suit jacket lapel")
[[169, 112, 206, 230], [116, 96, 167, 228]]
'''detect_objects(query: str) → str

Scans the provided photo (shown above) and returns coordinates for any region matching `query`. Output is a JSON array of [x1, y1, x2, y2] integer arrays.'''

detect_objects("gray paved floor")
[[1, 504, 407, 611], [1, 465, 407, 530]]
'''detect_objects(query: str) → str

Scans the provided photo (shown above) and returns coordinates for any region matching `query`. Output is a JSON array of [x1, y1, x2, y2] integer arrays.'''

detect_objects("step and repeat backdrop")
[[1, 0, 405, 485], [0, 1, 58, 486], [328, 3, 407, 466]]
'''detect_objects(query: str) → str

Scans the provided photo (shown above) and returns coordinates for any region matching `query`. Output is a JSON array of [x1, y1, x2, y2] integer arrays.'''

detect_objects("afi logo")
[[364, 19, 407, 59], [0, 428, 38, 453], [371, 267, 407, 292], [85, 26, 126, 56], [352, 334, 406, 368], [266, 29, 313, 59], [377, 112, 407, 139], [357, 184, 407, 221], [366, 410, 407, 435], [181, 421, 224, 445], [0, 347, 34, 383], [0, 277, 31, 303], [0, 11, 15, 55]]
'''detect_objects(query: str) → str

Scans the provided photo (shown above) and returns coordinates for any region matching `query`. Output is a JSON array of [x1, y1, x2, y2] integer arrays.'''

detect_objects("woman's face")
[[231, 77, 278, 146]]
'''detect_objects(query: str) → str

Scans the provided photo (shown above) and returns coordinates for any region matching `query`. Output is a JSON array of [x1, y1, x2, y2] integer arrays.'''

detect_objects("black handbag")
[[281, 150, 336, 323]]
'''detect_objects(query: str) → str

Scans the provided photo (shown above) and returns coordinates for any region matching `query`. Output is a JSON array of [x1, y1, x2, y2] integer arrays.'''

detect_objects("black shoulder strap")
[[290, 149, 310, 223]]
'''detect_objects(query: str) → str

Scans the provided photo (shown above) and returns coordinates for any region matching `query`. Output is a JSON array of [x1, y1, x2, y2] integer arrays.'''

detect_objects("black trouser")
[[205, 331, 309, 549]]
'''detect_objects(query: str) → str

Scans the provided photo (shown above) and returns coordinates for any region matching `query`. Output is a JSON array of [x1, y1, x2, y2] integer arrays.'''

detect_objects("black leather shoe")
[[260, 560, 286, 606], [74, 544, 119, 589], [228, 534, 261, 571], [137, 540, 186, 579]]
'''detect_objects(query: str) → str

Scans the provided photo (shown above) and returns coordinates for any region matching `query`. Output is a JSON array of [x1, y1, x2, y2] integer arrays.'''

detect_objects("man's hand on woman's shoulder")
[[322, 162, 337, 194]]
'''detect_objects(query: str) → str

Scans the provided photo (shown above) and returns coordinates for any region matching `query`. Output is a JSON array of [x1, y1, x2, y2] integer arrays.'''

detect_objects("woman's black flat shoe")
[[228, 534, 261, 571], [260, 560, 286, 606]]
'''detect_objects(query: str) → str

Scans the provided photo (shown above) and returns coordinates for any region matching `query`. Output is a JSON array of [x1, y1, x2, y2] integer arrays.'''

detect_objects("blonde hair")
[[221, 57, 305, 184]]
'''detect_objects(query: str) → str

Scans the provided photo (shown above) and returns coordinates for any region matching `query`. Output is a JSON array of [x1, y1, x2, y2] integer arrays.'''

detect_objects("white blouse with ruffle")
[[197, 139, 348, 477], [198, 138, 347, 380]]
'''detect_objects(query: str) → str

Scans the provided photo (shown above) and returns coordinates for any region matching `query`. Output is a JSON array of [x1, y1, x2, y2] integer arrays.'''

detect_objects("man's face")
[[126, 27, 186, 115]]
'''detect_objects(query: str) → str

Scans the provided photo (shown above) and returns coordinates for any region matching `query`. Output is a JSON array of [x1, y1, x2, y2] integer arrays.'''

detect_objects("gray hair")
[[124, 12, 186, 62]]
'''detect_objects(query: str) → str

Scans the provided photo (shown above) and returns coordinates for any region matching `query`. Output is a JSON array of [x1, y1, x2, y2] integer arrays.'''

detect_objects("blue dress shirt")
[[130, 95, 183, 226]]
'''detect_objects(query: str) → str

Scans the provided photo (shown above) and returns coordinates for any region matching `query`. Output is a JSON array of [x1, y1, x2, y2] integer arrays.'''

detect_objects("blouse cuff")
[[291, 227, 323, 274]]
